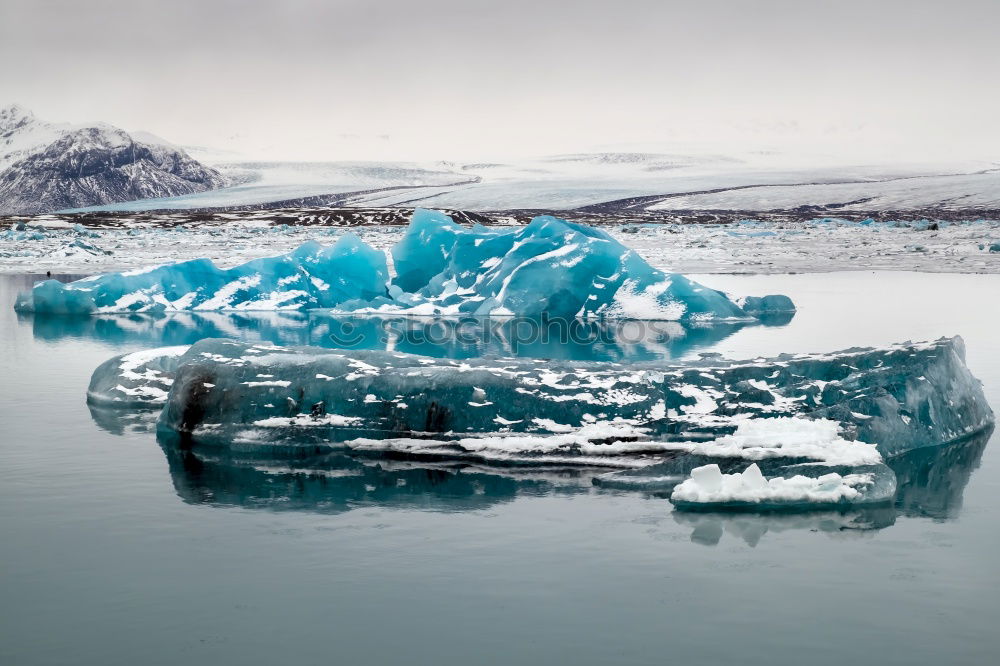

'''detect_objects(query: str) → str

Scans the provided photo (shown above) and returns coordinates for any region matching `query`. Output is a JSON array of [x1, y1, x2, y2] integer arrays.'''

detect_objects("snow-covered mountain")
[[5, 105, 993, 216], [0, 105, 226, 214]]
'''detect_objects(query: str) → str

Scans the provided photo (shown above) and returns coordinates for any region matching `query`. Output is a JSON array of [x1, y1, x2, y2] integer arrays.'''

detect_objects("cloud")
[[2, 0, 997, 162]]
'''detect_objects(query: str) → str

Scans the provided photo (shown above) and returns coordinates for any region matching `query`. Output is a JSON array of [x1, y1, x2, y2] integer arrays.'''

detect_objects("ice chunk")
[[740, 462, 768, 490], [740, 294, 796, 315], [690, 464, 724, 493], [670, 462, 893, 508], [16, 209, 792, 321]]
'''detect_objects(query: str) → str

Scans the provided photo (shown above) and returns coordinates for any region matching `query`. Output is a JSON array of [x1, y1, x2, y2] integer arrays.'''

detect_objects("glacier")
[[88, 335, 993, 510], [14, 209, 794, 321], [54, 151, 1000, 214]]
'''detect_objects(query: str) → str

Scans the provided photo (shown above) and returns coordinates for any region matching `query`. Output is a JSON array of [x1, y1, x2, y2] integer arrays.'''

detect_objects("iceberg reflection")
[[86, 399, 992, 531], [889, 430, 989, 520], [675, 507, 897, 547], [156, 430, 600, 513], [29, 310, 760, 361]]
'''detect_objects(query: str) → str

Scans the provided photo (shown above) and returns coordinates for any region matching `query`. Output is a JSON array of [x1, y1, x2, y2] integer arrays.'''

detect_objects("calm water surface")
[[1, 271, 999, 666]]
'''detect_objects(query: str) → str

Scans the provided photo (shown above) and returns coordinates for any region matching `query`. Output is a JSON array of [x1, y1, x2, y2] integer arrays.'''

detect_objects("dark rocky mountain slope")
[[0, 106, 226, 214]]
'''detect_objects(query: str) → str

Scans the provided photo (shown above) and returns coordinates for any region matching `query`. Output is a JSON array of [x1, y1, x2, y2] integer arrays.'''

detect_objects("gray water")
[[1, 271, 999, 665]]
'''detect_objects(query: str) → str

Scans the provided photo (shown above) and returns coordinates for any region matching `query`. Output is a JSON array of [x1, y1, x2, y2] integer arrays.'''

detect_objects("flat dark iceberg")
[[89, 335, 993, 510]]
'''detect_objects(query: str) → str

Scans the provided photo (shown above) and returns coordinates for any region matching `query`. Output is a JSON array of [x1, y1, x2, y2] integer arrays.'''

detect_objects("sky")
[[2, 0, 998, 164]]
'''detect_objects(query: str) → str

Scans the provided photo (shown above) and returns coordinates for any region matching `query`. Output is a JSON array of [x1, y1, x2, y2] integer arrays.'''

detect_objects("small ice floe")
[[670, 463, 879, 509], [598, 415, 904, 509]]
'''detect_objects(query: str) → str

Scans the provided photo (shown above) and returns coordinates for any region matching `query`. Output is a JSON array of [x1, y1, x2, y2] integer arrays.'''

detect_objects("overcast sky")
[[2, 0, 997, 163]]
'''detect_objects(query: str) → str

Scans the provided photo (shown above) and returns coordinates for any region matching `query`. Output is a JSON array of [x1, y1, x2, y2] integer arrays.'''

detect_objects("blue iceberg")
[[15, 234, 389, 314], [392, 210, 762, 319], [15, 209, 792, 321]]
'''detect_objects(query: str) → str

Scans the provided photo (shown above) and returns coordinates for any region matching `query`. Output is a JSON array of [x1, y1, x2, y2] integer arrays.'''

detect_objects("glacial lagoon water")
[[1, 271, 999, 665]]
